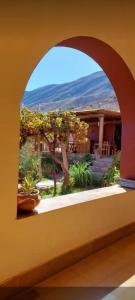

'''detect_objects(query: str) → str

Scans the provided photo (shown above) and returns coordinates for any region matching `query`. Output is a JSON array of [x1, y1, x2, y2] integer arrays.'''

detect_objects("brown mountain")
[[22, 71, 119, 112]]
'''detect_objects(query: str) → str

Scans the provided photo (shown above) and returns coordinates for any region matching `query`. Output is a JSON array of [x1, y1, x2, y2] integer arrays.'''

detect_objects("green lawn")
[[40, 183, 98, 199]]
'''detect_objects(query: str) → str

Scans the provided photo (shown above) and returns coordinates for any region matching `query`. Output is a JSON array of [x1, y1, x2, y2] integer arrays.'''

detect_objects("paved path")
[[36, 179, 61, 190]]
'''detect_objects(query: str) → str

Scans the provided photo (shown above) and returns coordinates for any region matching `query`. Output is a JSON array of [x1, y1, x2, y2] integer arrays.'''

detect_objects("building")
[[72, 109, 121, 155], [39, 109, 121, 156]]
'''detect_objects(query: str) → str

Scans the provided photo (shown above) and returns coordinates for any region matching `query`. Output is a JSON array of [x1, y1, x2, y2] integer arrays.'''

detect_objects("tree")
[[20, 107, 89, 190]]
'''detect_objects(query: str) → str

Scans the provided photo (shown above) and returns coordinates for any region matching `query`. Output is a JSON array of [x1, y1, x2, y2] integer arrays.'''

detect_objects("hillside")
[[22, 71, 119, 112]]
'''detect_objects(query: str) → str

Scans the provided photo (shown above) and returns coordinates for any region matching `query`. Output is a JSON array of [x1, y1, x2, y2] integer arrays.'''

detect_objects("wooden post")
[[99, 115, 104, 149], [37, 135, 42, 179]]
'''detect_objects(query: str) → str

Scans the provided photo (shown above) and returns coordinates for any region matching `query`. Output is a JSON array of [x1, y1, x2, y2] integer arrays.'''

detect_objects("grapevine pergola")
[[20, 107, 89, 190]]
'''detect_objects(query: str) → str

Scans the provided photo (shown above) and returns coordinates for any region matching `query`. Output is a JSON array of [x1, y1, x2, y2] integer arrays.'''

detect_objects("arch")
[[55, 36, 135, 179]]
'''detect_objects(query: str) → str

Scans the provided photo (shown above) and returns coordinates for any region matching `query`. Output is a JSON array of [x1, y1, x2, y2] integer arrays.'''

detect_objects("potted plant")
[[17, 175, 40, 211]]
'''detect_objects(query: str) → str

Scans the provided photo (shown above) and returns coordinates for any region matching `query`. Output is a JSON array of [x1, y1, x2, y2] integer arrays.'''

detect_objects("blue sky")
[[26, 47, 102, 91]]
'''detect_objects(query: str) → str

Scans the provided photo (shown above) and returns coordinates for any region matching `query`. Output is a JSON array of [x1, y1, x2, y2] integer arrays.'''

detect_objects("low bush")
[[102, 166, 120, 186], [70, 161, 93, 188], [41, 153, 62, 179], [19, 140, 39, 180], [112, 151, 121, 169], [80, 153, 93, 166], [102, 151, 121, 186]]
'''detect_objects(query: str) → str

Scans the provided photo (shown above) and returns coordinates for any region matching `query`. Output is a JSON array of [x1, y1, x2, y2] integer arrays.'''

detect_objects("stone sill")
[[118, 178, 135, 189], [17, 185, 128, 219]]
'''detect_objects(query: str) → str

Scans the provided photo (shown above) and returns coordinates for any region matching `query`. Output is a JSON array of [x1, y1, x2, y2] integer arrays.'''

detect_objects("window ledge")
[[17, 185, 129, 219]]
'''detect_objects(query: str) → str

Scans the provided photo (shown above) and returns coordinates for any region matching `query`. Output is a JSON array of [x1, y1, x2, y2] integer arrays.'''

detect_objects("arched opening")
[[57, 36, 135, 180], [18, 36, 135, 215]]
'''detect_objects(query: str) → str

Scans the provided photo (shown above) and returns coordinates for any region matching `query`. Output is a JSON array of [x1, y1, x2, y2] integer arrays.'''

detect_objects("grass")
[[40, 182, 99, 199]]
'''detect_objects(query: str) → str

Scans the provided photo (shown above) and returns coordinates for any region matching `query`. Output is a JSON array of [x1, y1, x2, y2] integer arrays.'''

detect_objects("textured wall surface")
[[0, 0, 135, 283]]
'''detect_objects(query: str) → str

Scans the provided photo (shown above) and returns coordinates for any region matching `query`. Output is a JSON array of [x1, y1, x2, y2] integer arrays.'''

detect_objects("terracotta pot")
[[17, 190, 40, 211]]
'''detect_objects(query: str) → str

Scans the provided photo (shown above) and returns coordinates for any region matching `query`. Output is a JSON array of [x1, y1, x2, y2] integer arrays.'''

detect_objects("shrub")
[[112, 151, 121, 169], [70, 161, 93, 188], [92, 175, 102, 188], [41, 153, 62, 179], [60, 183, 73, 195], [80, 153, 93, 166], [102, 151, 121, 186], [19, 140, 39, 180], [102, 165, 120, 186]]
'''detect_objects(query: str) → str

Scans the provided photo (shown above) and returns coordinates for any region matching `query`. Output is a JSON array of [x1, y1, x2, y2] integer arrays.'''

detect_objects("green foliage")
[[40, 183, 92, 199], [112, 151, 121, 169], [60, 183, 73, 195], [92, 175, 102, 188], [21, 175, 37, 195], [102, 152, 121, 186], [70, 162, 93, 188], [20, 107, 89, 189], [19, 140, 39, 180], [20, 107, 40, 147], [102, 166, 120, 186], [41, 153, 61, 179], [20, 107, 89, 148], [80, 153, 92, 166]]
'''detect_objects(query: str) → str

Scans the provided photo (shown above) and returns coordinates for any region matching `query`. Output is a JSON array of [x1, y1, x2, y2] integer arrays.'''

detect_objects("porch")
[[15, 185, 135, 300], [37, 231, 135, 293], [71, 109, 121, 157], [36, 109, 121, 158]]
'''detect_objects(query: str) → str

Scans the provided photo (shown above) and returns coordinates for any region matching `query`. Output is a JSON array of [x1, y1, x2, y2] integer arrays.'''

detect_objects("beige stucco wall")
[[0, 0, 135, 282]]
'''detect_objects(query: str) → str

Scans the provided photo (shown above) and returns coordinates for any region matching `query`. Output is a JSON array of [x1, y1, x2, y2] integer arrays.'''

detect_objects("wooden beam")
[[79, 113, 104, 120]]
